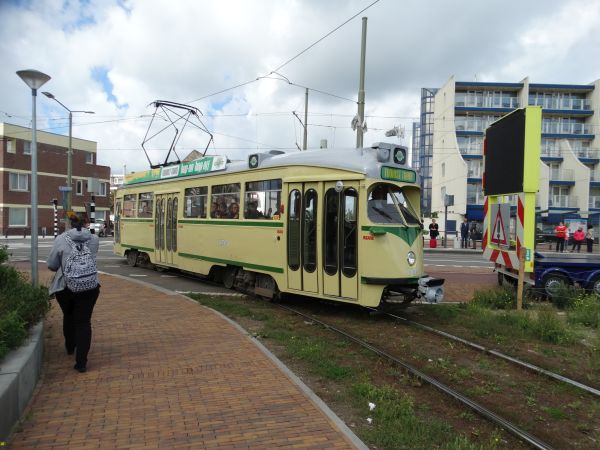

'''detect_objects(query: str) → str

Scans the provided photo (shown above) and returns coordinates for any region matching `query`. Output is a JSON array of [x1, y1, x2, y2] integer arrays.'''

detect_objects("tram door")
[[155, 193, 179, 265], [322, 182, 359, 300], [286, 183, 319, 293], [114, 200, 121, 244]]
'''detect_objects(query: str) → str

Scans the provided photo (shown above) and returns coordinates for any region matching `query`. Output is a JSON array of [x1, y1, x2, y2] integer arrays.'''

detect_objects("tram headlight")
[[407, 251, 416, 266]]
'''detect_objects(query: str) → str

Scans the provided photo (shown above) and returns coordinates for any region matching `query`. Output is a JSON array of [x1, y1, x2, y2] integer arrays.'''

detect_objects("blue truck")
[[497, 252, 600, 298]]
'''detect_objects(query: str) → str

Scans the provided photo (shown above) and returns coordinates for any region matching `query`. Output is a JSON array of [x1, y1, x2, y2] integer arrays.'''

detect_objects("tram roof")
[[122, 143, 418, 187]]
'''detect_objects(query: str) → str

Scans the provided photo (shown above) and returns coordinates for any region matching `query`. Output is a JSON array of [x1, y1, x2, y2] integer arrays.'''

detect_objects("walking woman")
[[47, 213, 100, 373]]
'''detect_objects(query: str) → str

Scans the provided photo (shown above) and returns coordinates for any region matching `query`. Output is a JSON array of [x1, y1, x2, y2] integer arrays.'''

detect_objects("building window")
[[23, 141, 31, 155], [9, 208, 27, 227], [76, 180, 83, 195], [85, 152, 94, 164], [98, 182, 107, 196], [9, 173, 28, 191], [441, 163, 445, 178], [6, 139, 15, 153]]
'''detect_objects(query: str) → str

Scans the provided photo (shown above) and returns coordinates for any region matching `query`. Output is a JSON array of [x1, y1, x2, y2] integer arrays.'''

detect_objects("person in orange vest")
[[570, 226, 586, 253], [554, 222, 567, 252]]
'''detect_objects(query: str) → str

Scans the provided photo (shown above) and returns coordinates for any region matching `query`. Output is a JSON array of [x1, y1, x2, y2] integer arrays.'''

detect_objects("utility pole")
[[303, 88, 308, 150], [356, 16, 367, 149]]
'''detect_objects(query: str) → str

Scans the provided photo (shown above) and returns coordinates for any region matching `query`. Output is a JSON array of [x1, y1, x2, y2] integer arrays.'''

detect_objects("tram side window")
[[138, 192, 154, 217], [324, 189, 339, 275], [244, 179, 282, 219], [287, 190, 301, 271], [184, 186, 208, 218], [303, 189, 317, 272], [211, 183, 240, 219], [343, 189, 358, 277], [123, 194, 136, 217]]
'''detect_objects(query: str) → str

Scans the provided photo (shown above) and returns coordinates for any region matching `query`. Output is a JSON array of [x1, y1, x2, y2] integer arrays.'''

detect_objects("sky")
[[2, 0, 600, 174]]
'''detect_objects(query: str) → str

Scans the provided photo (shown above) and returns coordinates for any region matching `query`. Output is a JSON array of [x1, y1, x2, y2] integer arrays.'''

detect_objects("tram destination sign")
[[381, 166, 416, 183], [125, 156, 227, 185]]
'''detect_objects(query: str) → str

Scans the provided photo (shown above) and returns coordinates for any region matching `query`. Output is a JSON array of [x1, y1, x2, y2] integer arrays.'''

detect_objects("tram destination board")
[[484, 108, 526, 196]]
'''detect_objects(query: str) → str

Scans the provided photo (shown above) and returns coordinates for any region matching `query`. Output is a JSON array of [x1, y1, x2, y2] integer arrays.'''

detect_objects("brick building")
[[0, 122, 111, 236]]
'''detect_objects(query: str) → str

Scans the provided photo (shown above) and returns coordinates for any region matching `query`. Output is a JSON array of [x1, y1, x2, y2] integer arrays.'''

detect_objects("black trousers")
[[556, 237, 565, 252], [461, 236, 468, 248], [587, 238, 594, 253], [56, 286, 100, 368]]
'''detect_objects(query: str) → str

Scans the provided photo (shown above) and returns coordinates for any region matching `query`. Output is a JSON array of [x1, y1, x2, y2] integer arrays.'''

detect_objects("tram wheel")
[[223, 266, 238, 289], [127, 250, 138, 267]]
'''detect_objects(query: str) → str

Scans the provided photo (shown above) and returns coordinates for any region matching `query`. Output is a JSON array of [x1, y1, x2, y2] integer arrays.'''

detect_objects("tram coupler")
[[418, 277, 445, 303]]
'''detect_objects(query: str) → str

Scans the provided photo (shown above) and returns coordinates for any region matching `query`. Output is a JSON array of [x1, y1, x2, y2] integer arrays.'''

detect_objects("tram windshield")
[[367, 183, 420, 225]]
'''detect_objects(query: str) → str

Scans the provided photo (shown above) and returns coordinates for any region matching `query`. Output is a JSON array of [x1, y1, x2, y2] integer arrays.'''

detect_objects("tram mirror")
[[335, 181, 344, 193], [376, 148, 390, 162]]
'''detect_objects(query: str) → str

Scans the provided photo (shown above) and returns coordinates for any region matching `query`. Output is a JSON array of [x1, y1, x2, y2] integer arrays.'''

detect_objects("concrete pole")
[[31, 89, 39, 286], [303, 88, 308, 150], [356, 16, 367, 149], [65, 111, 73, 230]]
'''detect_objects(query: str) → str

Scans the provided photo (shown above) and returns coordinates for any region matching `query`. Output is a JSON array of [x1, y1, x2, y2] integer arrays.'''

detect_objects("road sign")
[[58, 186, 72, 192], [490, 203, 510, 246]]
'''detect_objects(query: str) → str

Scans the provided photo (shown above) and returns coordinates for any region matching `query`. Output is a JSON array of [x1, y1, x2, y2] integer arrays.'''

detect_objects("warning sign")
[[490, 203, 510, 246]]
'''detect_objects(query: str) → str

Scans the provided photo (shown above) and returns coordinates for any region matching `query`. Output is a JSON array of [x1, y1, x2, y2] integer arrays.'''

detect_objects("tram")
[[113, 142, 444, 307]]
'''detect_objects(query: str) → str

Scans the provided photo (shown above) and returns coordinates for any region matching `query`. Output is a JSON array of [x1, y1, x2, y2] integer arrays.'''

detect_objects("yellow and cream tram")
[[113, 142, 444, 307]]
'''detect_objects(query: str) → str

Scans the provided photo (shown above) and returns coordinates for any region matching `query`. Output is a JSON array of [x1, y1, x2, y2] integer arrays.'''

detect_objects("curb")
[[0, 321, 44, 441]]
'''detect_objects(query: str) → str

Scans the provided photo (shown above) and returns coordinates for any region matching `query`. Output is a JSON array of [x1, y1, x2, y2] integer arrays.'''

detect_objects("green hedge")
[[0, 246, 49, 360]]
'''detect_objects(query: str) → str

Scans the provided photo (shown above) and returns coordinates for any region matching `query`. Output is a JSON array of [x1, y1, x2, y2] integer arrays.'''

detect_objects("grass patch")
[[471, 285, 528, 310], [0, 247, 49, 360], [568, 294, 600, 329]]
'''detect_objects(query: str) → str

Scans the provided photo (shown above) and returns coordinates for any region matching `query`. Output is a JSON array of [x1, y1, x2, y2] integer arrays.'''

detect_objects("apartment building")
[[0, 122, 111, 236], [413, 76, 600, 232]]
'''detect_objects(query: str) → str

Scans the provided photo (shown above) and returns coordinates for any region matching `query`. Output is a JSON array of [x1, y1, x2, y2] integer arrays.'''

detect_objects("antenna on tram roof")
[[141, 100, 214, 169]]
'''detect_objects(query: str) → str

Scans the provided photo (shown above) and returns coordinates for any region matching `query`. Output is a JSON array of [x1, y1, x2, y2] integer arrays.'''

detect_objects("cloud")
[[1, 0, 599, 175]]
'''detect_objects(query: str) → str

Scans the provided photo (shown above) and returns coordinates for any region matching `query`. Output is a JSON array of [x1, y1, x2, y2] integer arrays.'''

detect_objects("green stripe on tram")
[[120, 218, 154, 223], [179, 252, 284, 274], [121, 244, 154, 252], [178, 219, 283, 227], [361, 225, 420, 246]]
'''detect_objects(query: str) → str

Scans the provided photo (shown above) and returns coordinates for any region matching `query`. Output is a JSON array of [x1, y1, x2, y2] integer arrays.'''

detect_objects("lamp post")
[[16, 69, 51, 287], [42, 92, 94, 230]]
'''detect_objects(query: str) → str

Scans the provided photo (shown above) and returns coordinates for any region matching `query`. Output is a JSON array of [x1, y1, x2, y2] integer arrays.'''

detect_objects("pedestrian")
[[47, 212, 100, 373], [570, 226, 585, 253], [428, 218, 439, 248], [554, 221, 567, 252], [586, 224, 594, 253], [470, 221, 478, 249], [460, 217, 469, 249]]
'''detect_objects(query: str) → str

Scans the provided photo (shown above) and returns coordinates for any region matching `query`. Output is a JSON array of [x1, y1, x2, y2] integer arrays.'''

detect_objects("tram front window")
[[368, 184, 420, 225]]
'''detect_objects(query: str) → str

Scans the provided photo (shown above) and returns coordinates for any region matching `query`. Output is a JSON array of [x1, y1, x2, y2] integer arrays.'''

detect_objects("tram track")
[[367, 307, 600, 398], [276, 303, 556, 450]]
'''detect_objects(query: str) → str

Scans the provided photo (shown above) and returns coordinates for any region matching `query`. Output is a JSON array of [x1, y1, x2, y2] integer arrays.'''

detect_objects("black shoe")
[[73, 364, 86, 373]]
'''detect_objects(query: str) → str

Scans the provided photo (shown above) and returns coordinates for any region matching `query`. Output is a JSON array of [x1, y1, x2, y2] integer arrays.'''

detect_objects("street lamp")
[[16, 69, 51, 287], [42, 92, 94, 230]]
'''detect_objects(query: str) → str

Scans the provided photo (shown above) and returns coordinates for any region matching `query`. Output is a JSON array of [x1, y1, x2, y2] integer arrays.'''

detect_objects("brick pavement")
[[8, 273, 362, 449]]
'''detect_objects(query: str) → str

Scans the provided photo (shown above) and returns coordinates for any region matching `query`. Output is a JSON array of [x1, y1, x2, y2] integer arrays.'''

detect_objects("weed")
[[541, 406, 567, 420], [568, 294, 600, 329], [471, 285, 530, 310]]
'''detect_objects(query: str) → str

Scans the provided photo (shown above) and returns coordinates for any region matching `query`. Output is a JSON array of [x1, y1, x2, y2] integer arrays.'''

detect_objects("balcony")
[[542, 122, 591, 135], [530, 97, 591, 111], [576, 148, 600, 160], [589, 196, 600, 209], [459, 146, 483, 156], [466, 194, 485, 205], [549, 169, 574, 181], [541, 148, 562, 158], [549, 195, 578, 208]]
